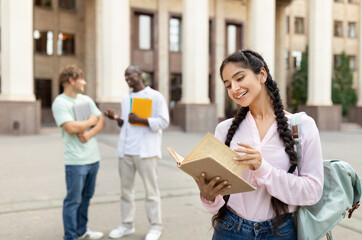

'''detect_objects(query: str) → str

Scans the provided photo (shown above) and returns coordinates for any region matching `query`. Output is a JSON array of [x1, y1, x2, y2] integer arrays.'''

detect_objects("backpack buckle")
[[348, 201, 360, 218], [292, 125, 299, 139]]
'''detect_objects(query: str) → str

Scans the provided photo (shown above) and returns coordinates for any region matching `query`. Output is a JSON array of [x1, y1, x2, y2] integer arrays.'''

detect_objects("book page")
[[180, 156, 256, 195], [166, 147, 185, 165], [184, 132, 246, 176]]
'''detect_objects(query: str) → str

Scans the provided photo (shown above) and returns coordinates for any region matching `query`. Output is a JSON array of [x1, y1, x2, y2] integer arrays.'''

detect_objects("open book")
[[130, 98, 152, 126], [167, 132, 256, 195]]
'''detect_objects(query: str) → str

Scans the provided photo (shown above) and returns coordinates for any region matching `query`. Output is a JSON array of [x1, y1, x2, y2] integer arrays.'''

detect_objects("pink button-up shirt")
[[201, 112, 324, 222]]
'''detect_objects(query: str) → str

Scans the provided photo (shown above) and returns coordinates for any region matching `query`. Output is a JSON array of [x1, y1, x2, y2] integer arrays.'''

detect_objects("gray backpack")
[[291, 112, 361, 240]]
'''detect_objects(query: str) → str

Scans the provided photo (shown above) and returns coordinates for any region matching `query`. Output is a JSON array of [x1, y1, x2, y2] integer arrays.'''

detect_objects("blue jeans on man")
[[63, 162, 99, 240]]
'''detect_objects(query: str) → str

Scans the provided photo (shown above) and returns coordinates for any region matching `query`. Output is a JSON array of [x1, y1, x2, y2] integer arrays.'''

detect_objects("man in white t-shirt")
[[104, 65, 169, 240]]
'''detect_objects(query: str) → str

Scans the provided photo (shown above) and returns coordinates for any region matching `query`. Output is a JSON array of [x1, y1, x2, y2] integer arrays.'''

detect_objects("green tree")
[[291, 46, 308, 112], [332, 52, 357, 116]]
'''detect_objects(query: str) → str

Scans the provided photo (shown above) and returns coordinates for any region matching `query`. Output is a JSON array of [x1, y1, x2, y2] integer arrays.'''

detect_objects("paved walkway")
[[0, 126, 362, 239]]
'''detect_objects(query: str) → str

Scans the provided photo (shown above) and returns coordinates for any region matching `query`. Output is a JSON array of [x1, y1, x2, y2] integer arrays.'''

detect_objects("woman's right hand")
[[195, 173, 231, 202]]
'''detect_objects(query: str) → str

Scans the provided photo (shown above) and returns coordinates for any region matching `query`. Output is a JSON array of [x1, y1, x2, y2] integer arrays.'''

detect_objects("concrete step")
[[40, 127, 60, 135], [39, 122, 361, 135], [164, 124, 183, 132], [341, 122, 362, 131]]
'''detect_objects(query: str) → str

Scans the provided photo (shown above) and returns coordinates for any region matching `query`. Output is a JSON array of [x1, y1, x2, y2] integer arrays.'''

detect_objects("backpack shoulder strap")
[[290, 112, 306, 174]]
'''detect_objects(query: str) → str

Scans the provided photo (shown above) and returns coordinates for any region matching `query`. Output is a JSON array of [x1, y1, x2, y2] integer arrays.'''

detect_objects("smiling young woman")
[[194, 50, 324, 240]]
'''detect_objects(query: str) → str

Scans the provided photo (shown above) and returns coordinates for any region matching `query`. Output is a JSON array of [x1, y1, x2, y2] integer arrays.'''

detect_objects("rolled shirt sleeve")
[[148, 92, 169, 132]]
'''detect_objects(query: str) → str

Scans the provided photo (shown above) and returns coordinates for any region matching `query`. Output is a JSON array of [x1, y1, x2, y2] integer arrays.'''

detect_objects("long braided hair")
[[212, 49, 298, 231]]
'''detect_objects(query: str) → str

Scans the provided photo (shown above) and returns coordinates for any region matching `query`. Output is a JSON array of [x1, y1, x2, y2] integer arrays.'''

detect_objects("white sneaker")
[[108, 225, 135, 239], [145, 229, 162, 240], [78, 228, 104, 240]]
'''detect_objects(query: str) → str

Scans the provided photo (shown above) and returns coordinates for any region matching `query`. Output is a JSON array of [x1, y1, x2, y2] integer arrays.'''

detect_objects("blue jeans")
[[63, 162, 99, 240], [213, 209, 296, 240]]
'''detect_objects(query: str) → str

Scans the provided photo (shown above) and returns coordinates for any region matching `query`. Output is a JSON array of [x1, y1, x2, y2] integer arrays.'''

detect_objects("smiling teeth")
[[236, 91, 247, 99]]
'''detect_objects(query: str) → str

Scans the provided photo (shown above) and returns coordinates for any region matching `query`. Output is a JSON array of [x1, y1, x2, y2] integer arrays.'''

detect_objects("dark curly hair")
[[212, 49, 298, 232]]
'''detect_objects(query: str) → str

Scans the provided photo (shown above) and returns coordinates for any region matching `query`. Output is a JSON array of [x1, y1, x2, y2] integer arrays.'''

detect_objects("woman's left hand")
[[234, 143, 262, 170]]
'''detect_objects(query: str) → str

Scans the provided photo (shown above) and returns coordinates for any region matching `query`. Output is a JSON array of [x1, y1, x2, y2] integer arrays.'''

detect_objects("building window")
[[349, 55, 356, 71], [142, 72, 153, 87], [226, 23, 242, 55], [348, 22, 357, 38], [170, 74, 182, 111], [35, 0, 52, 8], [57, 32, 75, 55], [59, 0, 75, 10], [169, 17, 182, 52], [286, 16, 290, 34], [334, 21, 343, 37], [294, 17, 304, 34], [292, 50, 302, 69], [34, 30, 53, 55], [135, 13, 153, 50], [285, 51, 290, 69], [209, 20, 213, 55], [35, 79, 52, 108]]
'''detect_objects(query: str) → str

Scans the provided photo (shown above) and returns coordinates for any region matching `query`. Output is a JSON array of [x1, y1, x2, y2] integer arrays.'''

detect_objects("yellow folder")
[[130, 98, 152, 126]]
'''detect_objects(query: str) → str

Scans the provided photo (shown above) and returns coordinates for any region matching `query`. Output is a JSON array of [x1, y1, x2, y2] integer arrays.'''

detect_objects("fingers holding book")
[[167, 133, 256, 196], [128, 112, 141, 124], [195, 172, 231, 202]]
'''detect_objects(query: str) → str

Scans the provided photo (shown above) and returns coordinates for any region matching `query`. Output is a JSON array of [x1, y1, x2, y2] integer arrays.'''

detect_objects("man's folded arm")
[[62, 114, 98, 134]]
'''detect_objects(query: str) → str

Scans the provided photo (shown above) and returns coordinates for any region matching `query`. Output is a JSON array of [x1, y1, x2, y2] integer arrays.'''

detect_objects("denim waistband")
[[226, 208, 292, 233]]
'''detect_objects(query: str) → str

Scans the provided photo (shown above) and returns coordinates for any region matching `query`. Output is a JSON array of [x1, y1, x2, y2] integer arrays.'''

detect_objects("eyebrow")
[[231, 70, 245, 79], [223, 70, 245, 84]]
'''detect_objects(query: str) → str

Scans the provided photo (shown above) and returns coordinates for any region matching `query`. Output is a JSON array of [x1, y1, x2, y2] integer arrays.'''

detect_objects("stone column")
[[214, 0, 226, 120], [299, 0, 341, 131], [157, 0, 169, 103], [348, 1, 362, 126], [95, 0, 130, 133], [248, 0, 276, 77], [275, 3, 288, 106], [173, 0, 217, 132], [181, 0, 209, 104], [0, 0, 40, 134], [85, 0, 97, 99], [358, 22, 362, 108]]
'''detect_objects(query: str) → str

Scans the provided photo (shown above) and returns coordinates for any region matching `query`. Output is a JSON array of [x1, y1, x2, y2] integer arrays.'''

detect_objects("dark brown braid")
[[212, 49, 298, 232], [211, 106, 249, 228]]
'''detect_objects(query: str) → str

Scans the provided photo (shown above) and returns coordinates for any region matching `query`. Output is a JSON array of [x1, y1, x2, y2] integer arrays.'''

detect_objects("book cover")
[[73, 102, 91, 121], [167, 132, 256, 195], [130, 98, 152, 126]]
